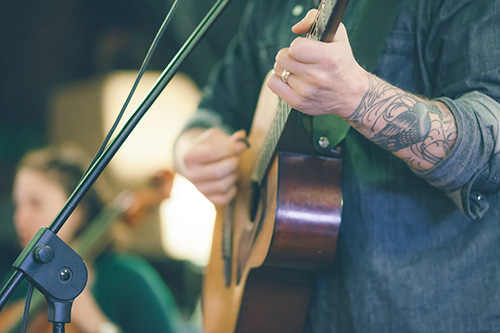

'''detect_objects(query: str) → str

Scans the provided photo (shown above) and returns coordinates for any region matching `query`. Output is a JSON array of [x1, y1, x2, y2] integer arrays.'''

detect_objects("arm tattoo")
[[348, 75, 457, 169]]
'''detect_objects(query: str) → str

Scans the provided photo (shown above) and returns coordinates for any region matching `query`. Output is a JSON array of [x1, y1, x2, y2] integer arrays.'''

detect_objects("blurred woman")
[[10, 143, 180, 332]]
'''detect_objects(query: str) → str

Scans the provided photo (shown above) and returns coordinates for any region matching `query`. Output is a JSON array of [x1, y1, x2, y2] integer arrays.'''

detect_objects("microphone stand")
[[0, 0, 234, 330]]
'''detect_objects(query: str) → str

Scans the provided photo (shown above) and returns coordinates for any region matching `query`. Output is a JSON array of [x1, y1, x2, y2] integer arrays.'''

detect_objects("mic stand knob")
[[12, 227, 88, 332]]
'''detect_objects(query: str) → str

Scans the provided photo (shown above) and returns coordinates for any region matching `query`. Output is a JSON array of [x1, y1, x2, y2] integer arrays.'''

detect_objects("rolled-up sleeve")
[[414, 92, 500, 219], [410, 0, 500, 219]]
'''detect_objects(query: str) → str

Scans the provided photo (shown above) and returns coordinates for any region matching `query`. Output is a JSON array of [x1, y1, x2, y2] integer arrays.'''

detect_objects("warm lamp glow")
[[160, 175, 216, 266], [50, 70, 215, 264], [101, 71, 201, 187], [101, 71, 214, 264]]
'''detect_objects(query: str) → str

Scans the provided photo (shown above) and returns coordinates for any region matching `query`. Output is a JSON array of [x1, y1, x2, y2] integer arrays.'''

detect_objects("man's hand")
[[267, 9, 457, 171], [267, 9, 369, 118], [174, 128, 248, 205]]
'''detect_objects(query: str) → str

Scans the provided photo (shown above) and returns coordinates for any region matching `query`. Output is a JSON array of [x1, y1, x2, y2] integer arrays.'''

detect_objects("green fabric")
[[311, 0, 404, 155], [347, 0, 404, 71], [92, 252, 181, 333], [1, 251, 180, 332]]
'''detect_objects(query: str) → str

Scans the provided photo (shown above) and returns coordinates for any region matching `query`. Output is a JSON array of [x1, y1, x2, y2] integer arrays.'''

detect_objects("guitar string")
[[249, 0, 330, 185]]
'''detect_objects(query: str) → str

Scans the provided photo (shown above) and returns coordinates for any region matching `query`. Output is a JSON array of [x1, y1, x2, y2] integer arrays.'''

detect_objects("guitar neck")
[[250, 0, 349, 185], [309, 0, 349, 42]]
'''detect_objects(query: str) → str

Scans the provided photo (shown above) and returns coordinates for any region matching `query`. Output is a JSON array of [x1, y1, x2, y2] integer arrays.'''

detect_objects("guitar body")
[[202, 80, 342, 332]]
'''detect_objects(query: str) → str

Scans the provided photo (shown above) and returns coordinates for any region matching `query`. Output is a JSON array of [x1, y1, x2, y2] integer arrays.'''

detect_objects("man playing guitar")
[[174, 0, 500, 331]]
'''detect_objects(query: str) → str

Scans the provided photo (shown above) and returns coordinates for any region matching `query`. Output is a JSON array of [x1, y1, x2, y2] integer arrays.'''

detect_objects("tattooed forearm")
[[347, 74, 457, 170]]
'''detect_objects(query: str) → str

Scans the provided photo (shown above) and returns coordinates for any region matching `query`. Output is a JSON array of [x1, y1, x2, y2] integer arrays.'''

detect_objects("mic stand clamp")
[[12, 226, 88, 332]]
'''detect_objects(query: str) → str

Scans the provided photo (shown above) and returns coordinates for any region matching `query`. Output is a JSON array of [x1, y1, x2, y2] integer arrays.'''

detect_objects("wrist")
[[342, 68, 371, 119]]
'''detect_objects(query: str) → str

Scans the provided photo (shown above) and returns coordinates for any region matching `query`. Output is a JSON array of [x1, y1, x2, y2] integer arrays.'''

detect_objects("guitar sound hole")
[[249, 181, 261, 222]]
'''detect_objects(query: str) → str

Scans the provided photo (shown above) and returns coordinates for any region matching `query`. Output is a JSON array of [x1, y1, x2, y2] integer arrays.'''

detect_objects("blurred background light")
[[50, 70, 215, 265]]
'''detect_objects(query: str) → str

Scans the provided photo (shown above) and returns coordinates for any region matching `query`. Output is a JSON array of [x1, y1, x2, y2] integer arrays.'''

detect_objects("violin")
[[0, 170, 174, 332]]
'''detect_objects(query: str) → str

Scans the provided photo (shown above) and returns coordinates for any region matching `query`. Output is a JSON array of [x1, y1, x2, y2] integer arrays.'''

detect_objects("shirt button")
[[292, 5, 304, 17], [318, 136, 330, 148]]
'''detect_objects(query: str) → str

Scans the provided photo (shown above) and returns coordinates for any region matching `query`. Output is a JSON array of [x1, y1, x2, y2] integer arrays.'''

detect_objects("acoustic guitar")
[[202, 0, 349, 332]]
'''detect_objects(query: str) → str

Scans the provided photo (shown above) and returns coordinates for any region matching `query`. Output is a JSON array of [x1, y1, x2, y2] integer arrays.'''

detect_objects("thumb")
[[292, 9, 318, 34]]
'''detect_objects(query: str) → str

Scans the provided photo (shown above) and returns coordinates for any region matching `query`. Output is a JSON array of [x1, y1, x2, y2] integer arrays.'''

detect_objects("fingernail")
[[236, 137, 250, 148]]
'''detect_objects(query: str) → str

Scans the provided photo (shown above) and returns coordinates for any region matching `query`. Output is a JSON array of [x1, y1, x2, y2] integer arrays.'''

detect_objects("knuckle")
[[217, 177, 236, 193], [183, 151, 198, 167], [289, 37, 314, 58], [208, 187, 236, 206], [212, 168, 228, 181], [297, 82, 315, 98], [315, 72, 329, 88], [288, 38, 302, 57], [287, 95, 302, 111], [275, 48, 288, 64], [325, 55, 339, 70]]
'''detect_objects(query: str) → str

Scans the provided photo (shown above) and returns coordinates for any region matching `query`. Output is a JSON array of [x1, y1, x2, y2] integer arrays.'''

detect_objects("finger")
[[291, 9, 318, 34], [205, 186, 238, 206], [288, 37, 329, 64], [266, 73, 302, 109], [231, 129, 250, 149], [187, 154, 240, 183], [273, 51, 318, 98], [287, 23, 349, 65], [196, 172, 238, 198], [185, 129, 247, 166], [274, 38, 328, 74], [274, 48, 310, 79], [273, 63, 292, 85]]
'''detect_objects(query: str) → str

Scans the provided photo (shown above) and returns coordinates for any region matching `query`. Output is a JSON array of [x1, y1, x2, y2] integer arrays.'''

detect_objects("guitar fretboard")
[[250, 99, 291, 184], [309, 0, 336, 41], [249, 0, 345, 185]]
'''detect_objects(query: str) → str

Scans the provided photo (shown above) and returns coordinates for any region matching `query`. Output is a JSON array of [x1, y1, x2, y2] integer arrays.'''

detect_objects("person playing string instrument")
[[6, 144, 180, 332], [174, 0, 500, 331]]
